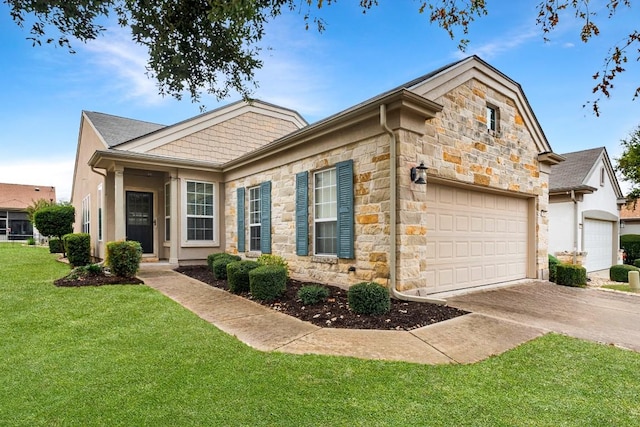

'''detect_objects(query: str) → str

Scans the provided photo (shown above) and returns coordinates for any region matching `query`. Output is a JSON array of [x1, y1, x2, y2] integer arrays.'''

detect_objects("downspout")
[[571, 189, 578, 264], [91, 166, 107, 179], [380, 104, 446, 305]]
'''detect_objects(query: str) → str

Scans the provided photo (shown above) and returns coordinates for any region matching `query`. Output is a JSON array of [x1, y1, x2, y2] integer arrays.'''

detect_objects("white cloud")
[[454, 26, 540, 60], [0, 159, 75, 203]]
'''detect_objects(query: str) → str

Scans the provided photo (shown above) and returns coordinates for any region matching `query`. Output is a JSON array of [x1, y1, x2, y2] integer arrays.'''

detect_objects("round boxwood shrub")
[[256, 254, 289, 278], [63, 233, 91, 267], [610, 264, 640, 283], [555, 263, 587, 288], [48, 238, 64, 254], [249, 265, 287, 301], [621, 234, 640, 264], [633, 259, 640, 268], [297, 284, 330, 305], [227, 260, 260, 294], [105, 240, 142, 278], [548, 254, 561, 283], [347, 282, 391, 315], [212, 254, 241, 280], [207, 252, 239, 272]]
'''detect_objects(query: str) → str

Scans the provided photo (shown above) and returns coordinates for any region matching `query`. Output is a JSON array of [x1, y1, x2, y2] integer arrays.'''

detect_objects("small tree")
[[33, 205, 75, 255], [26, 198, 56, 223]]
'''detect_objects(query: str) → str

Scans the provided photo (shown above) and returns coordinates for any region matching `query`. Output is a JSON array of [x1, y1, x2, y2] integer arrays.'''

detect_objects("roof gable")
[[550, 147, 624, 198], [84, 111, 166, 147]]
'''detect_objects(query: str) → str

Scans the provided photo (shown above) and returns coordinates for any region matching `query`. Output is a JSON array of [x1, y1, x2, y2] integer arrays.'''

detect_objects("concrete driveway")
[[446, 281, 640, 352]]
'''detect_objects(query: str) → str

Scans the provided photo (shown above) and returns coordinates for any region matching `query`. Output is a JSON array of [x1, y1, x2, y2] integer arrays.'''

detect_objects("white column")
[[169, 175, 179, 265], [114, 167, 126, 241]]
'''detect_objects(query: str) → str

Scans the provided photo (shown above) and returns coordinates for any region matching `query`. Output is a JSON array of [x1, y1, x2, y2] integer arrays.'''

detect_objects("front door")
[[126, 191, 154, 254]]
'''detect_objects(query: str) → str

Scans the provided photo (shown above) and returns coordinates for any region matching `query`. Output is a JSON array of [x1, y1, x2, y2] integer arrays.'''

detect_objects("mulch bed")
[[175, 265, 468, 331], [54, 275, 144, 287]]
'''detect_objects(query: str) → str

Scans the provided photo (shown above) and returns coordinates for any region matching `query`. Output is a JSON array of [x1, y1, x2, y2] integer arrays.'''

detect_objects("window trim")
[[82, 195, 91, 234], [313, 167, 338, 257], [486, 104, 500, 134], [181, 179, 218, 246], [164, 182, 171, 242], [600, 166, 606, 187], [248, 185, 261, 252], [97, 185, 103, 241]]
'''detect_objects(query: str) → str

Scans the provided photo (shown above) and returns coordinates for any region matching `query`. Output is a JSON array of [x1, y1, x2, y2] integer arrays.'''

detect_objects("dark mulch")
[[54, 274, 144, 287], [176, 265, 468, 331]]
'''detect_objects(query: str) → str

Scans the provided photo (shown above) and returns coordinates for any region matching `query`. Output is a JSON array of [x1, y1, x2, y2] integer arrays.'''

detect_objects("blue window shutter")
[[237, 187, 245, 253], [260, 181, 271, 254], [295, 171, 309, 256], [336, 160, 354, 259]]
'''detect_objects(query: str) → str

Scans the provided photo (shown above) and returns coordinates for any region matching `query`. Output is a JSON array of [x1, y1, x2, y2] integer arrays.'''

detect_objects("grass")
[[2, 243, 640, 426], [602, 283, 640, 293]]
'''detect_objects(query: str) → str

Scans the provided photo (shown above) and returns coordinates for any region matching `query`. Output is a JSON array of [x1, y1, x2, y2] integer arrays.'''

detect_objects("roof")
[[84, 111, 166, 147], [621, 202, 640, 219], [549, 147, 605, 191], [0, 183, 56, 210]]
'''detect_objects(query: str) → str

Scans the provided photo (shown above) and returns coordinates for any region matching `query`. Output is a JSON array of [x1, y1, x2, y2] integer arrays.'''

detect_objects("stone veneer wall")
[[149, 112, 300, 163], [395, 78, 549, 290], [225, 135, 393, 287]]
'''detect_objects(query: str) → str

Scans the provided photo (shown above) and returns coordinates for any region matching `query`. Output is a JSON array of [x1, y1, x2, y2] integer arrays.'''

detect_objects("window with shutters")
[[314, 168, 338, 255], [249, 186, 261, 251]]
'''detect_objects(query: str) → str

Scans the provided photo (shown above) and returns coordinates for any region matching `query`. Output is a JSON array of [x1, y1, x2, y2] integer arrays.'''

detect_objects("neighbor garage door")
[[583, 219, 614, 272], [425, 183, 529, 293]]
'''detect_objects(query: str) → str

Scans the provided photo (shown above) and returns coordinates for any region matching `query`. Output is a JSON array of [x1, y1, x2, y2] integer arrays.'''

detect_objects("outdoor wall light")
[[410, 161, 428, 184]]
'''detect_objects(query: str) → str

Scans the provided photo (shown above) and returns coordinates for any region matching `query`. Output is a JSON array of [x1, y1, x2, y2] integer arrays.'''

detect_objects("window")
[[249, 186, 261, 251], [314, 168, 338, 255], [486, 104, 499, 133], [97, 185, 103, 241], [600, 167, 606, 187], [165, 182, 171, 241], [185, 180, 215, 242], [82, 195, 91, 234]]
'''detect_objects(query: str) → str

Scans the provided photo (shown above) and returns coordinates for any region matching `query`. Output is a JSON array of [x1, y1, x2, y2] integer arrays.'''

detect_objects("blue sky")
[[0, 2, 638, 202]]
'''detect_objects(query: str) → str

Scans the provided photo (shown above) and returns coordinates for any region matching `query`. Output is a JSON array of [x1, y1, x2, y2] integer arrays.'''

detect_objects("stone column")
[[114, 166, 125, 241]]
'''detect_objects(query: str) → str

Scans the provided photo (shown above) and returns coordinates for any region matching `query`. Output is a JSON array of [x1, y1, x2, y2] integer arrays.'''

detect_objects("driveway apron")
[[446, 281, 640, 352]]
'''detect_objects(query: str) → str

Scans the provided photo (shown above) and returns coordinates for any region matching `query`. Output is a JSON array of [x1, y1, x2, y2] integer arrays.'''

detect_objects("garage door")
[[425, 183, 529, 293], [583, 219, 614, 272]]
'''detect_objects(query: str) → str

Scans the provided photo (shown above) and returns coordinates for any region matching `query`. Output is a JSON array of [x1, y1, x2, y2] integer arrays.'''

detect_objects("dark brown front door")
[[126, 191, 154, 254]]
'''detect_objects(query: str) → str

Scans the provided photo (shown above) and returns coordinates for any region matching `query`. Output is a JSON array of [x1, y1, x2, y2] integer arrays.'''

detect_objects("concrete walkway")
[[137, 268, 545, 365]]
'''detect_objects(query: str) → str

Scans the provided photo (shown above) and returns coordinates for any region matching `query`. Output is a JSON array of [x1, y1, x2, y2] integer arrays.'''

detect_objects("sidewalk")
[[137, 267, 545, 365]]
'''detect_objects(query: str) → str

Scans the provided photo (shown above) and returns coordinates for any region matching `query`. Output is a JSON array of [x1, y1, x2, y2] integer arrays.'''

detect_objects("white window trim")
[[600, 167, 606, 187], [82, 195, 91, 234], [486, 104, 500, 134], [97, 185, 103, 241], [248, 186, 261, 252], [313, 168, 338, 257], [164, 182, 171, 242], [181, 180, 218, 247]]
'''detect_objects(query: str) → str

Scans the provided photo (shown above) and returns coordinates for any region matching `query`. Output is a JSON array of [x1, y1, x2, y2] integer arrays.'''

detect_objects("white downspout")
[[380, 104, 446, 305], [571, 189, 578, 264]]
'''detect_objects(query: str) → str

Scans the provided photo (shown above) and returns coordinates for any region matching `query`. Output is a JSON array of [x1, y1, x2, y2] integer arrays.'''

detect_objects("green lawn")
[[603, 283, 640, 293], [2, 243, 640, 426]]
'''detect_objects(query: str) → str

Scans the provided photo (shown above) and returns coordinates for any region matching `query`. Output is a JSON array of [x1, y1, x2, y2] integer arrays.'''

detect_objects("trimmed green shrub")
[[212, 254, 241, 280], [610, 264, 640, 283], [106, 240, 142, 278], [26, 237, 35, 245], [249, 265, 287, 301], [633, 259, 640, 268], [620, 234, 640, 264], [227, 260, 260, 294], [555, 264, 587, 287], [347, 282, 391, 315], [85, 263, 104, 275], [49, 238, 64, 254], [548, 254, 560, 283], [207, 252, 238, 271], [257, 254, 289, 278], [33, 204, 75, 241], [63, 233, 91, 267], [297, 285, 330, 305]]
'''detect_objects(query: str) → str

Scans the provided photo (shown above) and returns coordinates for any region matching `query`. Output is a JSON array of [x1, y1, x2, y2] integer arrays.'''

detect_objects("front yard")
[[1, 243, 640, 426]]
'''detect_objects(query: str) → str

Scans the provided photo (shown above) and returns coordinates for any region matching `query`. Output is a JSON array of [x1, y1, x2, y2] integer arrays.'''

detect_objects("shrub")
[[256, 254, 289, 278], [548, 254, 560, 283], [620, 234, 640, 264], [66, 263, 103, 280], [347, 282, 390, 315], [249, 265, 287, 301], [633, 259, 640, 268], [106, 240, 142, 278], [212, 254, 241, 280], [85, 263, 104, 275], [227, 260, 260, 294], [49, 238, 64, 254], [297, 285, 330, 305], [207, 252, 237, 271], [33, 204, 75, 241], [26, 237, 35, 245], [63, 233, 91, 267], [555, 264, 587, 287], [610, 264, 640, 283]]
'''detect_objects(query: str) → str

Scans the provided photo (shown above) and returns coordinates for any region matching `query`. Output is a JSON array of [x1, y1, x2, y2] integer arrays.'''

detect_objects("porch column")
[[169, 175, 179, 265], [114, 166, 126, 241]]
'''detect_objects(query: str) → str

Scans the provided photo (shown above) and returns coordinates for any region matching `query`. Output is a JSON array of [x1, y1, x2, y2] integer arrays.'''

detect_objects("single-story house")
[[548, 147, 625, 272], [620, 203, 640, 235], [70, 55, 564, 295], [0, 182, 56, 241]]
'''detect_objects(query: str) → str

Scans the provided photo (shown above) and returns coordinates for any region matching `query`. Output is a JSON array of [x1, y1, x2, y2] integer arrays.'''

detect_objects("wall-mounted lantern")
[[410, 161, 428, 185]]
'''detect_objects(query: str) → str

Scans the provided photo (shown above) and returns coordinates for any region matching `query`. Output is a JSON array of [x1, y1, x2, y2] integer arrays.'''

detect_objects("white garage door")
[[425, 183, 529, 293], [583, 219, 614, 272]]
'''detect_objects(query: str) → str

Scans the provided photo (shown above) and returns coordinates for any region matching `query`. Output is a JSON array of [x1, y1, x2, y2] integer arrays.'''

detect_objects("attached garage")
[[583, 218, 614, 272], [425, 183, 531, 293]]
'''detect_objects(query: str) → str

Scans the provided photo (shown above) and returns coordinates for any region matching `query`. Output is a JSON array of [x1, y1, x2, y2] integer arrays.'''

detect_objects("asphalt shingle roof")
[[549, 147, 604, 191], [84, 111, 166, 147]]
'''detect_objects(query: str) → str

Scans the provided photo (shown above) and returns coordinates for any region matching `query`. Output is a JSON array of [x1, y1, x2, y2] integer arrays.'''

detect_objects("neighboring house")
[[620, 203, 640, 235], [71, 55, 563, 295], [0, 183, 56, 241], [548, 147, 625, 273]]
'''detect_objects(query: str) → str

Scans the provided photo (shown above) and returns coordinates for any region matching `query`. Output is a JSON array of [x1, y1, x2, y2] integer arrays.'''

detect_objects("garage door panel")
[[426, 183, 529, 293], [583, 219, 614, 272]]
